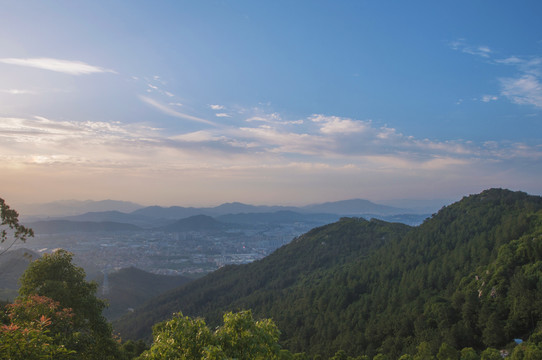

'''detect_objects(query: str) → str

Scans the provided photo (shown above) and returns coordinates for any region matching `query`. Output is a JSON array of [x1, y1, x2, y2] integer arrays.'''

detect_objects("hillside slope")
[[114, 189, 542, 358], [114, 217, 410, 339], [101, 267, 191, 320]]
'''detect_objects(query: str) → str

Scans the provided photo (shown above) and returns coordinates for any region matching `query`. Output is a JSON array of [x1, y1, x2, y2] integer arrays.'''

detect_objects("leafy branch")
[[0, 198, 34, 256]]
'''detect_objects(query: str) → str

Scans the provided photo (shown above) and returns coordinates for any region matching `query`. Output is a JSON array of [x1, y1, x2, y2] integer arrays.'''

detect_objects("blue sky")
[[1, 1, 541, 207]]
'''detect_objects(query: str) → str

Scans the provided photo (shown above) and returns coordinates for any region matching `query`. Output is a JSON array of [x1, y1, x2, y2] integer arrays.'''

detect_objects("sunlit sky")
[[1, 1, 542, 207]]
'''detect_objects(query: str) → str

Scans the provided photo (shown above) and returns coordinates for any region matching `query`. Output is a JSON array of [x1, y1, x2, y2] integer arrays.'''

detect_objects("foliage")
[[436, 342, 458, 360], [0, 294, 75, 359], [118, 339, 149, 360], [6, 294, 75, 341], [115, 189, 542, 358], [139, 312, 213, 359], [459, 347, 479, 360], [139, 310, 283, 360], [510, 328, 542, 360], [17, 249, 120, 359], [479, 348, 501, 360], [0, 197, 34, 256], [213, 310, 281, 359]]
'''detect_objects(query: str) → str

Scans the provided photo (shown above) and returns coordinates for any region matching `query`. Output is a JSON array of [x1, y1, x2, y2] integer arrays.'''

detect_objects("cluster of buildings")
[[11, 223, 311, 278]]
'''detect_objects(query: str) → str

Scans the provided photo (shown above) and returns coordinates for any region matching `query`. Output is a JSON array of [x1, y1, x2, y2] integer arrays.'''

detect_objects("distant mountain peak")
[[20, 199, 144, 218], [303, 198, 410, 215]]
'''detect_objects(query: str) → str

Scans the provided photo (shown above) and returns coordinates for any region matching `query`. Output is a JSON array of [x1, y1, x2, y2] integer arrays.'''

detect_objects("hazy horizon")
[[15, 194, 456, 213], [1, 1, 541, 207]]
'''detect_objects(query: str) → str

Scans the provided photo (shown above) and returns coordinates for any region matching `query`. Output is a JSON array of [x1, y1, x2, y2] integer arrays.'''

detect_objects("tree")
[[0, 294, 75, 359], [481, 313, 505, 348], [437, 343, 458, 360], [479, 348, 501, 360], [139, 310, 284, 360], [118, 340, 148, 360], [139, 312, 214, 359], [373, 354, 390, 360], [214, 310, 281, 359], [459, 347, 479, 360], [414, 342, 435, 360], [0, 197, 33, 256], [6, 294, 75, 341], [17, 249, 119, 359], [330, 350, 348, 360]]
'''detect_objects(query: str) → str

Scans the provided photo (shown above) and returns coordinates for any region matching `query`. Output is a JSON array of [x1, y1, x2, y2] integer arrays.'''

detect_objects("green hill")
[[161, 214, 225, 232], [101, 267, 191, 321], [114, 189, 542, 358]]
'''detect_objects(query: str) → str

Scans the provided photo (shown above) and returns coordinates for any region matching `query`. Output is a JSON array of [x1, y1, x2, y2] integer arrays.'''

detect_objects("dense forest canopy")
[[3, 189, 542, 359], [115, 189, 542, 358]]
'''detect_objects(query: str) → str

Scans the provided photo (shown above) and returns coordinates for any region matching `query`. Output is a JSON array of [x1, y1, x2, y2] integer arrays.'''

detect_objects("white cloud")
[[233, 125, 329, 155], [310, 114, 369, 134], [2, 110, 540, 205], [139, 96, 218, 126], [245, 112, 301, 125], [451, 40, 542, 109], [481, 95, 498, 102], [500, 75, 542, 108], [210, 104, 225, 110], [4, 111, 532, 174], [0, 57, 115, 75], [449, 39, 492, 58], [495, 56, 523, 65], [170, 131, 218, 142], [215, 113, 231, 118], [476, 46, 492, 56]]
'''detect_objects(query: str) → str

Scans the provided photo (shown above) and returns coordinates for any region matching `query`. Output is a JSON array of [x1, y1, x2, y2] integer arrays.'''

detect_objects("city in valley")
[[12, 214, 340, 277], [16, 222, 311, 278], [8, 199, 429, 280]]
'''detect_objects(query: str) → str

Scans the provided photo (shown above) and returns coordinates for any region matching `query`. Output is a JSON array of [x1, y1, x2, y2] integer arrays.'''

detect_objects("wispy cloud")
[[0, 57, 115, 75], [4, 111, 538, 172], [2, 111, 540, 205], [500, 75, 542, 108], [310, 114, 369, 134], [495, 53, 542, 108], [215, 113, 231, 118], [139, 96, 218, 126], [481, 95, 498, 102], [449, 39, 492, 58], [245, 112, 303, 125], [450, 39, 542, 109], [210, 104, 225, 110]]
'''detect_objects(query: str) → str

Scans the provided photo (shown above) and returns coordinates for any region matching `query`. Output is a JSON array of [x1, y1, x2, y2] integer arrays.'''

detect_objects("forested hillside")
[[114, 189, 542, 358], [114, 217, 411, 341]]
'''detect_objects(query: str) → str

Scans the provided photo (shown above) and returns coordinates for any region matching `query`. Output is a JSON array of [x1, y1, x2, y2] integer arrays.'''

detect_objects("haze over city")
[[1, 1, 541, 207]]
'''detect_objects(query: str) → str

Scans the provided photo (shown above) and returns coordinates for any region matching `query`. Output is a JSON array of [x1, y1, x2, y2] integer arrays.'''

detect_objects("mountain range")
[[22, 198, 431, 220], [112, 188, 542, 358], [19, 199, 144, 218], [23, 198, 433, 233]]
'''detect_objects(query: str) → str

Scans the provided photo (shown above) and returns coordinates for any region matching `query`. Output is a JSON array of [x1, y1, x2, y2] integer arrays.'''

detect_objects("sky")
[[1, 1, 542, 208]]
